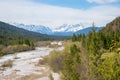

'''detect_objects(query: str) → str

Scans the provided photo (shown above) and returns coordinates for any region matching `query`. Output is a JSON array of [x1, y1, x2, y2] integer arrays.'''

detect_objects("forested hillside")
[[102, 16, 120, 32], [45, 16, 120, 80], [0, 21, 50, 45]]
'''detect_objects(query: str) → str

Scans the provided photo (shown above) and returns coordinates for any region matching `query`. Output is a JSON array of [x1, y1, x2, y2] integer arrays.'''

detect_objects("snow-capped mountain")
[[53, 23, 83, 32], [12, 23, 84, 35], [10, 23, 102, 36], [12, 23, 53, 34]]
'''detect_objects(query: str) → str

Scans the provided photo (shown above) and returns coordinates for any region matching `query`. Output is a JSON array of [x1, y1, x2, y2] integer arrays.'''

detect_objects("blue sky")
[[0, 0, 120, 28], [33, 0, 120, 9], [33, 0, 97, 9]]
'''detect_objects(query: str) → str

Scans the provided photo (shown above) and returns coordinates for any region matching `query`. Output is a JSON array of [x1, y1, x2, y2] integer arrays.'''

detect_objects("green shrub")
[[96, 52, 120, 80], [62, 44, 81, 80]]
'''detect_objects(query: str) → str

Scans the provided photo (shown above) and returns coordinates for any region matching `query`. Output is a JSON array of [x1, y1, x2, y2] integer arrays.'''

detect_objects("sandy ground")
[[0, 47, 62, 80]]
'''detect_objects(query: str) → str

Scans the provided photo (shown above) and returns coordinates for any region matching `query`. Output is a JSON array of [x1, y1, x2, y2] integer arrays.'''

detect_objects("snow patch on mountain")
[[53, 23, 83, 32], [12, 23, 53, 34]]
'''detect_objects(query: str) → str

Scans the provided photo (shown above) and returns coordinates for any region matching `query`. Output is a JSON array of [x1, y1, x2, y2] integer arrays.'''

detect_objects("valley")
[[0, 0, 119, 79]]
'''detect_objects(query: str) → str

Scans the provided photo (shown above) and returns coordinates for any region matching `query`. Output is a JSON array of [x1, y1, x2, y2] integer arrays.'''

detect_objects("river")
[[0, 47, 64, 80]]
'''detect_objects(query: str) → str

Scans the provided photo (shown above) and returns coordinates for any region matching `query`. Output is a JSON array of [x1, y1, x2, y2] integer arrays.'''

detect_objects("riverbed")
[[0, 47, 63, 80]]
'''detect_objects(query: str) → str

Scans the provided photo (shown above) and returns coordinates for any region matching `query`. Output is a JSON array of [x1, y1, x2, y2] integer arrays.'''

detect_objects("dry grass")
[[2, 44, 33, 55], [44, 50, 65, 72]]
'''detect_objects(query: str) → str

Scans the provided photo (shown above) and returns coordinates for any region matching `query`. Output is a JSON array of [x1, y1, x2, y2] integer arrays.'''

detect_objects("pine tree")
[[62, 44, 80, 80], [72, 34, 77, 42]]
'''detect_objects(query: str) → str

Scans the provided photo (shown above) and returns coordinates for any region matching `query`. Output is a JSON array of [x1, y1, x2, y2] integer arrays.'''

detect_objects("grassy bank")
[[0, 44, 34, 56]]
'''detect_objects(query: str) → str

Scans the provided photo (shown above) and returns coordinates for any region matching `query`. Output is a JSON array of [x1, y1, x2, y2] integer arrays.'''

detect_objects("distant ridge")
[[75, 27, 103, 35]]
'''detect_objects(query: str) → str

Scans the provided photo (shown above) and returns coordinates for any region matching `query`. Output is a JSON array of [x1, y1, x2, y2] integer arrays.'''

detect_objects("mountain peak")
[[53, 23, 83, 32]]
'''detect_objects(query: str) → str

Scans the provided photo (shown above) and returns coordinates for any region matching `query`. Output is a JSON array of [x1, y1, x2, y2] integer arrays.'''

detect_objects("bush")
[[95, 52, 120, 80], [44, 50, 65, 72]]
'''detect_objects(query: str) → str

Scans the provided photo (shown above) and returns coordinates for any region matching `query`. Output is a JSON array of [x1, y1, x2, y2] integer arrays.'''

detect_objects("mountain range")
[[12, 23, 103, 36]]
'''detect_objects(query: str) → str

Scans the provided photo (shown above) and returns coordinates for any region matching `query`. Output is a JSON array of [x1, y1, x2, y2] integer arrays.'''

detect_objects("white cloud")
[[87, 0, 119, 4], [0, 0, 120, 28]]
